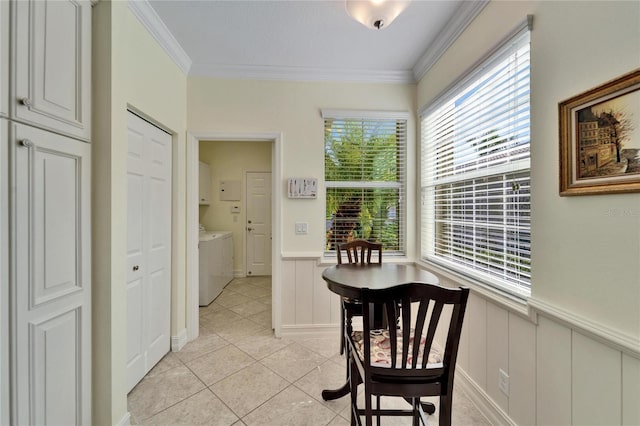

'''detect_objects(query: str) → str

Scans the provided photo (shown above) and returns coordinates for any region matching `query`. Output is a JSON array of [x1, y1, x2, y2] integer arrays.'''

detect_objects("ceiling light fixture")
[[345, 0, 411, 30]]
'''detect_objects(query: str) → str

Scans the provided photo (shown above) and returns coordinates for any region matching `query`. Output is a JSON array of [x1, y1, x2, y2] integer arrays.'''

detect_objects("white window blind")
[[324, 111, 407, 254], [420, 23, 531, 295]]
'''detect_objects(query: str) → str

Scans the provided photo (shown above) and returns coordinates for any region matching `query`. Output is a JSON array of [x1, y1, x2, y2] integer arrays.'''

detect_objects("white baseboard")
[[171, 328, 188, 352], [280, 323, 339, 338], [233, 270, 244, 278], [456, 368, 515, 426], [116, 412, 131, 426]]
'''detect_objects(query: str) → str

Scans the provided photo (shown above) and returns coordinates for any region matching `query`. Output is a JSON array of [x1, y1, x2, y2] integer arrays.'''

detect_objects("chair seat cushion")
[[352, 329, 443, 368]]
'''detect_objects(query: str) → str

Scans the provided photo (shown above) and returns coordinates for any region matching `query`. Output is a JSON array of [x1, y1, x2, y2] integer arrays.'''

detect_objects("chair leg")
[[376, 395, 381, 426], [349, 357, 359, 426], [364, 384, 373, 426], [340, 302, 345, 355], [439, 395, 452, 426], [411, 398, 418, 426]]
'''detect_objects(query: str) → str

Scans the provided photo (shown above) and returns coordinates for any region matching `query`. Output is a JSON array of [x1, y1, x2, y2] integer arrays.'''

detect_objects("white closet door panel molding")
[[11, 121, 91, 425], [13, 0, 91, 140]]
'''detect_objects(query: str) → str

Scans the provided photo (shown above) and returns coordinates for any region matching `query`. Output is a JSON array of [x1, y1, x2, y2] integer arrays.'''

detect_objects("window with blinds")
[[323, 110, 407, 255], [420, 22, 531, 295]]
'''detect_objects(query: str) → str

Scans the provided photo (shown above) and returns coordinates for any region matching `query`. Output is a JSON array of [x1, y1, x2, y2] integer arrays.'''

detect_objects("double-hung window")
[[420, 22, 532, 296], [323, 110, 407, 255]]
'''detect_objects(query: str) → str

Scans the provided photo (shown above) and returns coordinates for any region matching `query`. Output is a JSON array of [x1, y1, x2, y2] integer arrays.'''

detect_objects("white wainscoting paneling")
[[467, 293, 488, 390], [486, 302, 509, 412], [280, 258, 342, 332], [281, 260, 296, 325], [507, 313, 536, 425], [536, 316, 572, 425], [623, 353, 640, 425], [278, 258, 640, 425], [572, 331, 622, 426], [294, 260, 314, 325]]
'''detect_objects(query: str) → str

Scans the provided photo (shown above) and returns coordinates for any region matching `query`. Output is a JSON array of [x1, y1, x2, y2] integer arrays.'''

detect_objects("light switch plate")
[[295, 222, 308, 234]]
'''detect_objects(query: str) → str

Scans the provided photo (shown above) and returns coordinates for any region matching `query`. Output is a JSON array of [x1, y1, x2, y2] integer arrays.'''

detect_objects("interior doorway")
[[186, 132, 282, 340]]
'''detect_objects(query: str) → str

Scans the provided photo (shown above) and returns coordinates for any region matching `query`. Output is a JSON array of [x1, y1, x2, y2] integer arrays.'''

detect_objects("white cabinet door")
[[13, 0, 91, 141], [126, 112, 172, 392], [0, 0, 9, 118], [199, 161, 211, 205], [11, 121, 91, 425], [0, 118, 9, 426]]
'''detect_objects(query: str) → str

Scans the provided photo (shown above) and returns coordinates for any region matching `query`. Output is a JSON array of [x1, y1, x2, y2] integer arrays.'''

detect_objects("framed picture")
[[559, 69, 640, 196]]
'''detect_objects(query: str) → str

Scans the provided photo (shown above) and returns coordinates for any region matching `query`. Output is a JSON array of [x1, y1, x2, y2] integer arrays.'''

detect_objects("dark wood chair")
[[336, 239, 382, 356], [346, 282, 469, 426], [337, 239, 382, 266]]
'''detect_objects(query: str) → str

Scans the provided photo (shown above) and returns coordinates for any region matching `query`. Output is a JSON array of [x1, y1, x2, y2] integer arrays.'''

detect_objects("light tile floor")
[[128, 277, 490, 425]]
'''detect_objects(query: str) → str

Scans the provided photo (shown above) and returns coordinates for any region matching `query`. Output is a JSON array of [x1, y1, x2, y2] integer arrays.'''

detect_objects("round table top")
[[322, 263, 440, 300]]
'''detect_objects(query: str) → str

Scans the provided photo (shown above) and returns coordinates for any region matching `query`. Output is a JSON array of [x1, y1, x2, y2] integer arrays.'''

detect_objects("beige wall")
[[199, 141, 272, 273], [417, 1, 640, 425], [418, 0, 640, 339], [188, 78, 417, 257], [92, 2, 188, 424]]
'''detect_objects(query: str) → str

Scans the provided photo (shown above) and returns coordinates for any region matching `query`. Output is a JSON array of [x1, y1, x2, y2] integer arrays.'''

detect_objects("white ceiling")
[[135, 0, 487, 83]]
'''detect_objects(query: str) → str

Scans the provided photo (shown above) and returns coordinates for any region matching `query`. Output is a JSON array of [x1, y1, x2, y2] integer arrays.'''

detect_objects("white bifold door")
[[126, 112, 172, 392]]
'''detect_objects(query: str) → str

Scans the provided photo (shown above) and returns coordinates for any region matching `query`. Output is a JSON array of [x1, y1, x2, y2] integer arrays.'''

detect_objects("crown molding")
[[128, 0, 192, 75], [128, 0, 483, 84], [412, 0, 489, 82], [189, 63, 416, 84]]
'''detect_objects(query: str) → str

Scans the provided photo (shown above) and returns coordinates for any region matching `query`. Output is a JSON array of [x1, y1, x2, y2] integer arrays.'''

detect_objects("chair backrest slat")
[[385, 300, 398, 368], [411, 298, 429, 369], [422, 301, 444, 369], [401, 297, 411, 368]]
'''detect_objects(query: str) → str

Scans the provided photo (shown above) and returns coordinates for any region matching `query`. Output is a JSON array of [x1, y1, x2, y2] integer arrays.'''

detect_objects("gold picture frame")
[[559, 69, 640, 196]]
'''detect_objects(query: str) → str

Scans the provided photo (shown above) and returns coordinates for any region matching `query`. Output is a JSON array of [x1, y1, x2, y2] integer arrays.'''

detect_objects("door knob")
[[20, 139, 34, 148], [20, 97, 32, 107], [247, 227, 253, 231], [133, 265, 139, 271]]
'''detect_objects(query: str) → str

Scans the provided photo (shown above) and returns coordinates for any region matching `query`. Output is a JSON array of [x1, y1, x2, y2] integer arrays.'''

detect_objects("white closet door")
[[12, 121, 91, 425], [126, 112, 172, 392]]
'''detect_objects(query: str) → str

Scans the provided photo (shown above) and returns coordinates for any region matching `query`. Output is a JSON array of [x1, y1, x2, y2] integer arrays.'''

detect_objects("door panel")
[[34, 149, 81, 305], [31, 308, 80, 425], [246, 172, 272, 276], [12, 121, 91, 425], [126, 112, 171, 392]]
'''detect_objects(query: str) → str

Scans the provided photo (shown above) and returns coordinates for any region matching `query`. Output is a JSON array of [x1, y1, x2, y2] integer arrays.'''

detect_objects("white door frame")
[[186, 132, 282, 339]]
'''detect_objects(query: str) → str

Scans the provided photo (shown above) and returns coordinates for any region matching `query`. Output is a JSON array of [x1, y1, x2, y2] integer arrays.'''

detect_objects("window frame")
[[322, 109, 409, 257], [419, 18, 533, 298]]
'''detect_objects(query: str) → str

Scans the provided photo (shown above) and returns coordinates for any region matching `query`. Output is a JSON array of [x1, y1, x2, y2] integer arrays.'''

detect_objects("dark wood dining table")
[[320, 263, 440, 403]]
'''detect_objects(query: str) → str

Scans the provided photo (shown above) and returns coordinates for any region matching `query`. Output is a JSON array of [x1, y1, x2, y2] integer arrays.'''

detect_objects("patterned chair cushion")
[[352, 329, 443, 369]]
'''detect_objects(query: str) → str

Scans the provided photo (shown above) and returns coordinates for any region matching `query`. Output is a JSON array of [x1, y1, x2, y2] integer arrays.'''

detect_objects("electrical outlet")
[[498, 369, 509, 396]]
